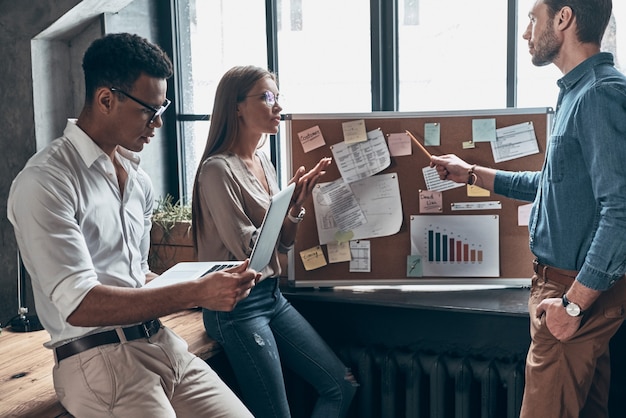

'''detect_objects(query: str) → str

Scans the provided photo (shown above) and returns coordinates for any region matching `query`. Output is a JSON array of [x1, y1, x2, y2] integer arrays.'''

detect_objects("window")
[[398, 0, 508, 111], [175, 0, 268, 198], [276, 0, 371, 113], [173, 0, 626, 200]]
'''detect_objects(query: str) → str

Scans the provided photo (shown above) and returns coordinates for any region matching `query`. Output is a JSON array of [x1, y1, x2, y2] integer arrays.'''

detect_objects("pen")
[[405, 130, 432, 159]]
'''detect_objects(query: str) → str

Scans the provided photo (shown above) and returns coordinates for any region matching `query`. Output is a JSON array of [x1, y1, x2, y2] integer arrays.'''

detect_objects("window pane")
[[606, 2, 626, 75], [178, 1, 268, 115], [398, 0, 508, 111], [516, 0, 626, 108], [277, 0, 371, 113], [516, 0, 561, 108], [177, 1, 268, 198]]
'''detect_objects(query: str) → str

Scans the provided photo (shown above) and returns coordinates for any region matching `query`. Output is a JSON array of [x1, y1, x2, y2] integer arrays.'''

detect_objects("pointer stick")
[[405, 130, 432, 159]]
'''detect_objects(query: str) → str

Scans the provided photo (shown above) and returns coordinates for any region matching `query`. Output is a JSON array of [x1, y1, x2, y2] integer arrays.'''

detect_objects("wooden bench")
[[0, 309, 220, 417]]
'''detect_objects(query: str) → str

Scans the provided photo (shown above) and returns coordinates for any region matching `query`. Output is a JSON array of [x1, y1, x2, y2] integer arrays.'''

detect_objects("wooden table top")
[[0, 309, 219, 418]]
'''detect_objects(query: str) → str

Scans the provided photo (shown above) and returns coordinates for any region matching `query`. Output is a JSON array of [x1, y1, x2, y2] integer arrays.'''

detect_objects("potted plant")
[[149, 195, 195, 274]]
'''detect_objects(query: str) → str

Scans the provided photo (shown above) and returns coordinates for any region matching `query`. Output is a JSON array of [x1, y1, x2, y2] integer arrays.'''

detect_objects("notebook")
[[145, 182, 296, 288]]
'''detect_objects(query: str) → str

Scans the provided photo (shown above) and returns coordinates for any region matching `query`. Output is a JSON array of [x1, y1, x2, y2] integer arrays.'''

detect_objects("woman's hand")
[[288, 157, 332, 213]]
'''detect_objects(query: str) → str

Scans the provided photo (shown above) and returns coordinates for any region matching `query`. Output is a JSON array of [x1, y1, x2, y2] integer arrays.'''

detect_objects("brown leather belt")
[[55, 319, 162, 362], [533, 259, 578, 287]]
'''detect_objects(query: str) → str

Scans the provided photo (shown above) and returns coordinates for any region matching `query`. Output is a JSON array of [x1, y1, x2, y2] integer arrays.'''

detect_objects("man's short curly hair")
[[82, 32, 173, 102]]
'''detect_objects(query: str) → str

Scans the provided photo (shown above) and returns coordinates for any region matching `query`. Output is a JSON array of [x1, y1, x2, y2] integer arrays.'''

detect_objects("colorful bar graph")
[[426, 229, 484, 264]]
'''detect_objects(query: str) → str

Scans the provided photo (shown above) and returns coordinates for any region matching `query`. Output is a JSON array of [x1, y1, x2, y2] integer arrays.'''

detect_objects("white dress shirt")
[[7, 120, 154, 347]]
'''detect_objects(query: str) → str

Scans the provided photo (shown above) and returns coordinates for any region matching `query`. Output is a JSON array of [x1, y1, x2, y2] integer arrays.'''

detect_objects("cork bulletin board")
[[284, 108, 553, 287]]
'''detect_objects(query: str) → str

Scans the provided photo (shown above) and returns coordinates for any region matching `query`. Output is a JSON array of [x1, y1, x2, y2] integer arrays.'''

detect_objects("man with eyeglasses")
[[7, 33, 257, 417]]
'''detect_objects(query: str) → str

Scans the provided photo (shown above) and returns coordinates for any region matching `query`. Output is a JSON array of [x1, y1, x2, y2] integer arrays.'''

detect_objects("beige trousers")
[[53, 326, 252, 418]]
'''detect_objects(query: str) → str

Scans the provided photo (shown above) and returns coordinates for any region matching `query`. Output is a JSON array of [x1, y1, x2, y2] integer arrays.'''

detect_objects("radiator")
[[341, 347, 525, 418]]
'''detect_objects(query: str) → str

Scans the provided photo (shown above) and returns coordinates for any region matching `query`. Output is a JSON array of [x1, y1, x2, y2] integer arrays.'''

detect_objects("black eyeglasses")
[[245, 90, 283, 107], [110, 87, 171, 125]]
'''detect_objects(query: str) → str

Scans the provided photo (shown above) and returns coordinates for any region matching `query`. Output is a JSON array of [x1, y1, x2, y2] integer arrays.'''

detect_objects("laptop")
[[145, 182, 296, 288]]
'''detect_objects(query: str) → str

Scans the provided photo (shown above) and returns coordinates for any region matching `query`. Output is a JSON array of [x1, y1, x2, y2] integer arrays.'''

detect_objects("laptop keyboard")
[[203, 263, 239, 274]]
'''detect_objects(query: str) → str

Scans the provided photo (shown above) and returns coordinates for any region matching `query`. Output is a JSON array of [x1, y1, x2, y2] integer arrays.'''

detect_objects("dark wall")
[[0, 0, 175, 326]]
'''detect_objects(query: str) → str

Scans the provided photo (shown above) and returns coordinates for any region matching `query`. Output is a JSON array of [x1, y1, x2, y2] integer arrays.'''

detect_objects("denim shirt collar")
[[557, 52, 614, 91]]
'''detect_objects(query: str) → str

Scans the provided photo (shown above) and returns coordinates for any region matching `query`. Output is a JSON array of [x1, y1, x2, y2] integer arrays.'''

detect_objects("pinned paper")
[[331, 128, 391, 183], [467, 184, 490, 197], [491, 121, 540, 163], [342, 119, 368, 144], [349, 240, 371, 272], [424, 123, 441, 146], [518, 203, 532, 226], [407, 255, 423, 277], [462, 140, 475, 149], [419, 190, 443, 213], [297, 125, 326, 153], [387, 132, 412, 156], [472, 118, 497, 142], [327, 241, 352, 263], [422, 166, 465, 192], [299, 245, 328, 271]]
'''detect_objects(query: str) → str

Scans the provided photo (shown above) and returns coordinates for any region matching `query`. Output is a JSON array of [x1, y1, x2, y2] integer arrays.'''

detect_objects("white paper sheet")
[[313, 173, 403, 245], [491, 121, 540, 163], [331, 128, 391, 184]]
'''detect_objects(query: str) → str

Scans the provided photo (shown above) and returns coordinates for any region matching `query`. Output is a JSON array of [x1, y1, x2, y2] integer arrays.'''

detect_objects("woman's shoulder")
[[201, 153, 236, 170]]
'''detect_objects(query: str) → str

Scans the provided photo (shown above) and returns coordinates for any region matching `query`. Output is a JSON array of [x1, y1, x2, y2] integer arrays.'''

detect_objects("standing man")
[[430, 1, 626, 417], [8, 33, 257, 417]]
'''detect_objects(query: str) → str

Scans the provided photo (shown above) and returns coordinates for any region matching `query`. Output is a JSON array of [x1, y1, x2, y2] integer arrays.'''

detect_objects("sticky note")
[[297, 125, 326, 153], [518, 203, 532, 226], [472, 118, 496, 142], [387, 133, 412, 156], [419, 190, 443, 213], [424, 123, 441, 146], [327, 241, 352, 263], [299, 245, 328, 271], [342, 119, 368, 144], [407, 255, 423, 277], [467, 184, 490, 197]]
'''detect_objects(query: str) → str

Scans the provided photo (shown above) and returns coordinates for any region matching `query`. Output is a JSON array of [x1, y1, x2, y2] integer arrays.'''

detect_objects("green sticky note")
[[407, 255, 423, 277], [472, 118, 496, 142], [424, 123, 441, 146]]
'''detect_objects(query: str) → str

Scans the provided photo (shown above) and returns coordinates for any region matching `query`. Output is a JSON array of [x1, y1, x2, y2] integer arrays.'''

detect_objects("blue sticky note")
[[472, 118, 496, 142]]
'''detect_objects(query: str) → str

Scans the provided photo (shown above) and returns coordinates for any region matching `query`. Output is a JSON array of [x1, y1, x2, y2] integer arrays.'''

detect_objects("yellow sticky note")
[[467, 184, 490, 197], [299, 245, 328, 271], [342, 119, 368, 144]]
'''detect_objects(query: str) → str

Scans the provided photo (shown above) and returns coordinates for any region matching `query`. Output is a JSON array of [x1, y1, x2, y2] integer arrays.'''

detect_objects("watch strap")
[[288, 207, 306, 224]]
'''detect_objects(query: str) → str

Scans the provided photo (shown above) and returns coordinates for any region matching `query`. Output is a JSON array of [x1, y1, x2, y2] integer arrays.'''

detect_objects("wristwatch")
[[288, 207, 306, 224], [562, 294, 584, 317]]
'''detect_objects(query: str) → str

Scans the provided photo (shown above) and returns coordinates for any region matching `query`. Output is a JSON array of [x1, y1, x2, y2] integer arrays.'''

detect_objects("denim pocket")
[[545, 134, 565, 183]]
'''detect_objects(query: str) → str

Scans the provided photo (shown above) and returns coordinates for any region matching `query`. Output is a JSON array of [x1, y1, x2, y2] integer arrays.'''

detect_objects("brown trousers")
[[520, 274, 626, 418]]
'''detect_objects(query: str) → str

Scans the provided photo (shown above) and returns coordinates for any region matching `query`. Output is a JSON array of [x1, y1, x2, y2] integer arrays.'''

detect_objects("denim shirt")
[[494, 52, 626, 291]]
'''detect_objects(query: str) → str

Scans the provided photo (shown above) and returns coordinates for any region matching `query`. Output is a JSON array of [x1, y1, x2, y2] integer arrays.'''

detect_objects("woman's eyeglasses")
[[245, 91, 283, 107], [110, 87, 171, 125]]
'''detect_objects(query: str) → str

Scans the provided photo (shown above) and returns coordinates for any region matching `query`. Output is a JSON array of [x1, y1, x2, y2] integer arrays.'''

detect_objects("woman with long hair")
[[192, 65, 357, 418]]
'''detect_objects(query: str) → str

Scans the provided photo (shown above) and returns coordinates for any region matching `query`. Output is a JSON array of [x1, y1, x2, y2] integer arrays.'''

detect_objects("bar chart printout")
[[410, 215, 500, 277]]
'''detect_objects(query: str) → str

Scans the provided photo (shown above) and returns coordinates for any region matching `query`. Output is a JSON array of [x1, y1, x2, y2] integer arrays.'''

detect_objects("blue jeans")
[[203, 278, 357, 418]]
